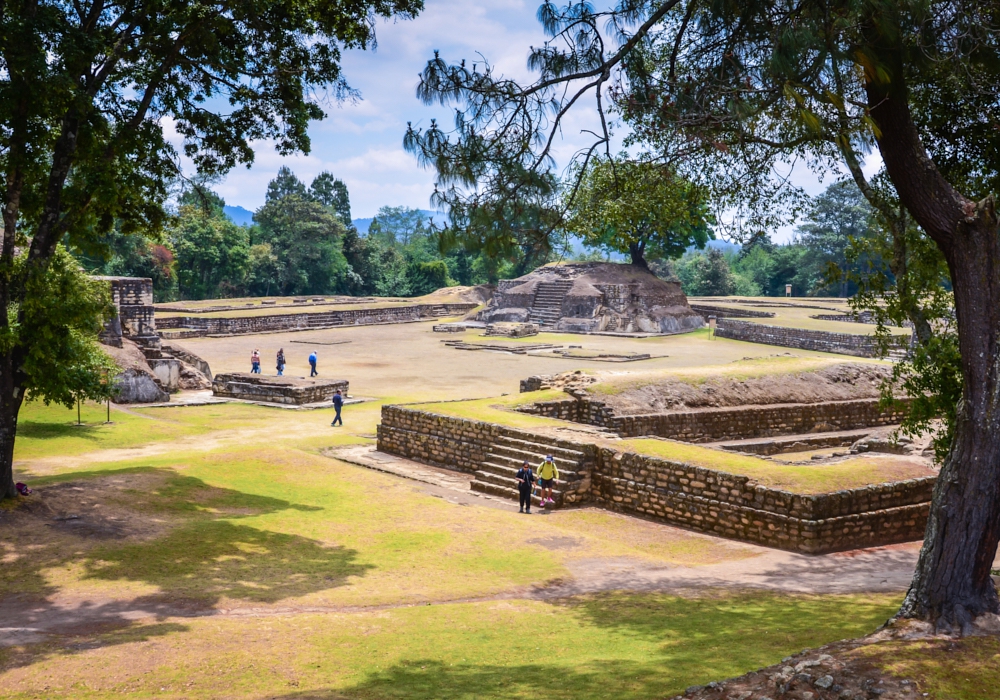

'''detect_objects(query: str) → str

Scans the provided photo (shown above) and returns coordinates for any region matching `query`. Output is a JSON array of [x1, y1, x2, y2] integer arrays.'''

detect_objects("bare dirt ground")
[[591, 362, 894, 414], [173, 322, 863, 403]]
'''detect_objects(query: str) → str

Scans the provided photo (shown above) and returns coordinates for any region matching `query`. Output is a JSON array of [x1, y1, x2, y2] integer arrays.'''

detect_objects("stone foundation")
[[714, 318, 911, 358], [212, 373, 349, 405], [376, 405, 932, 554], [517, 396, 910, 442], [157, 302, 478, 336]]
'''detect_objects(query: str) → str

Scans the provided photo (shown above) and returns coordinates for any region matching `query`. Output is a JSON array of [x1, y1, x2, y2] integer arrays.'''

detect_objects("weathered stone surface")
[[714, 319, 911, 358], [376, 404, 933, 554], [212, 373, 349, 405], [479, 262, 704, 334], [113, 368, 169, 403], [157, 302, 478, 336], [517, 396, 911, 442]]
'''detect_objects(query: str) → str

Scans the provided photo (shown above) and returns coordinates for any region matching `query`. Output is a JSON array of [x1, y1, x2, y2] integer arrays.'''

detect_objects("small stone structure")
[[96, 276, 202, 401], [484, 322, 539, 338], [157, 302, 478, 337], [516, 395, 910, 442], [211, 373, 348, 405], [479, 262, 703, 334], [713, 318, 912, 359], [376, 405, 932, 553]]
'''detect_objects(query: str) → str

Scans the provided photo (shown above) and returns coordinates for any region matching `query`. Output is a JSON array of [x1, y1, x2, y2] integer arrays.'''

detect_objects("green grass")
[[618, 438, 932, 493], [413, 391, 570, 429], [0, 591, 901, 699]]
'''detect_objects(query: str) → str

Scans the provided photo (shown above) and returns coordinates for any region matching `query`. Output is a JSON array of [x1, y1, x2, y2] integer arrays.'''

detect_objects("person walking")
[[515, 460, 536, 513], [276, 348, 286, 376], [536, 455, 559, 507], [250, 349, 261, 374], [308, 351, 318, 377], [330, 389, 344, 426]]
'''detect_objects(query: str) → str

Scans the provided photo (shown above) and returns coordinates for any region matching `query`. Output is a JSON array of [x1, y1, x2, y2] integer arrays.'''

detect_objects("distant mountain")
[[352, 209, 448, 234], [223, 205, 255, 227]]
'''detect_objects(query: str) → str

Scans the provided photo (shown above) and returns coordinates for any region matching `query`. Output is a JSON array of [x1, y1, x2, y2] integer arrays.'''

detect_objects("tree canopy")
[[564, 156, 714, 268]]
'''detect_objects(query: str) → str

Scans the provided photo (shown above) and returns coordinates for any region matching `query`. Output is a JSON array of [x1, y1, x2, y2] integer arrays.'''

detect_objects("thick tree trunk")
[[0, 352, 25, 499], [896, 211, 1000, 631], [628, 240, 648, 269], [864, 37, 1000, 629]]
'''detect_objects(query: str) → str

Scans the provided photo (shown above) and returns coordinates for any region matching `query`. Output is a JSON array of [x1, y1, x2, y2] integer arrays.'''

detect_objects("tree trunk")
[[629, 240, 648, 269], [864, 37, 1000, 629], [896, 211, 1000, 632], [0, 351, 26, 499]]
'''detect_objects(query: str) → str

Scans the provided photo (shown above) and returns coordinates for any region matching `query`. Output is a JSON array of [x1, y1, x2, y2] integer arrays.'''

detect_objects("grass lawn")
[[1, 368, 927, 699], [618, 438, 934, 493], [0, 591, 901, 699]]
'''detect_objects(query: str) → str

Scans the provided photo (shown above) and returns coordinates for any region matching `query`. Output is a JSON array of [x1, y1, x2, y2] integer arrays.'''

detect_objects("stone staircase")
[[470, 434, 588, 508], [528, 280, 573, 329]]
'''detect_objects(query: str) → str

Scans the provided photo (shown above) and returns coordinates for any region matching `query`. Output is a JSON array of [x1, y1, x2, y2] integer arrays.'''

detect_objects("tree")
[[6, 247, 118, 421], [796, 182, 875, 297], [310, 172, 352, 224], [0, 0, 423, 499], [172, 204, 251, 299], [564, 156, 714, 268], [405, 1, 1000, 629], [266, 166, 309, 203], [253, 194, 348, 296], [368, 206, 431, 247]]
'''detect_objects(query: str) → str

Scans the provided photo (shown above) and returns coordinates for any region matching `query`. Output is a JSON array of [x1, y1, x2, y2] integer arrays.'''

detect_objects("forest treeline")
[[80, 168, 877, 302]]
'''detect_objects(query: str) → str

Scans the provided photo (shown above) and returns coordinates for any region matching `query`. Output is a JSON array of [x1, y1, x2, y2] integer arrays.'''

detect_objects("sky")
[[199, 0, 881, 243]]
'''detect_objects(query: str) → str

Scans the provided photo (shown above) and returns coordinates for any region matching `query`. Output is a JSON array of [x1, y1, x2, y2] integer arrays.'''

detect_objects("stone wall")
[[157, 302, 478, 336], [377, 405, 597, 498], [212, 373, 349, 405], [713, 318, 910, 358], [376, 405, 932, 553], [689, 304, 776, 319], [590, 449, 931, 553], [518, 396, 909, 442]]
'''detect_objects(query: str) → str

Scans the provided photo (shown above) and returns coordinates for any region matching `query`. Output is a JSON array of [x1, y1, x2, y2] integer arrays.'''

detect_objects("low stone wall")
[[518, 397, 909, 442], [212, 373, 348, 405], [689, 304, 776, 319], [157, 303, 478, 336], [375, 405, 932, 553], [713, 318, 910, 358], [591, 449, 931, 553]]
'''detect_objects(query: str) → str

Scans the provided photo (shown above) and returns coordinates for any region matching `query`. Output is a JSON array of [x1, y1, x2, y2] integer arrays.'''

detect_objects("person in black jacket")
[[515, 460, 536, 514], [330, 389, 344, 426]]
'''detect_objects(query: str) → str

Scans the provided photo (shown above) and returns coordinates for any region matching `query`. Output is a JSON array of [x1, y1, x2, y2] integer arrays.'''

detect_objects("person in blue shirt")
[[331, 389, 344, 426], [308, 351, 318, 377], [515, 460, 536, 514]]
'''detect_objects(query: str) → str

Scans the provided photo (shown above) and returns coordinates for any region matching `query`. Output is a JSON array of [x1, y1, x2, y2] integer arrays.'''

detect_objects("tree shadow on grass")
[[271, 659, 683, 700], [83, 519, 371, 604], [1, 466, 371, 669]]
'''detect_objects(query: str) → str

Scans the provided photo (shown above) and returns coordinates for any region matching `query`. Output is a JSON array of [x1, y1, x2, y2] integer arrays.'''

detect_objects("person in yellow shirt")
[[536, 455, 559, 507]]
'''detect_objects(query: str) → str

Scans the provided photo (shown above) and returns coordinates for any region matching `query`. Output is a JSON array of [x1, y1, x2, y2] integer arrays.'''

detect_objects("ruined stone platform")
[[211, 373, 349, 405]]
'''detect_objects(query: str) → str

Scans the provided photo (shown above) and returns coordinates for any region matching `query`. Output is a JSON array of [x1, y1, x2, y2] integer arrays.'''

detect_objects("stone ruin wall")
[[516, 397, 911, 442], [157, 302, 478, 336], [376, 405, 933, 554], [714, 319, 911, 358], [212, 373, 349, 405]]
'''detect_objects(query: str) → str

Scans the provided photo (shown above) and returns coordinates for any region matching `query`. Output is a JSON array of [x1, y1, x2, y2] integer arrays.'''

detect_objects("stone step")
[[470, 480, 563, 508], [492, 436, 586, 462], [477, 462, 580, 485], [476, 462, 572, 490], [486, 446, 583, 472]]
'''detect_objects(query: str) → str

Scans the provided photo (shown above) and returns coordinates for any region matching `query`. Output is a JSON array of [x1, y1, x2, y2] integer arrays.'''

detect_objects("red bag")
[[15, 482, 31, 496]]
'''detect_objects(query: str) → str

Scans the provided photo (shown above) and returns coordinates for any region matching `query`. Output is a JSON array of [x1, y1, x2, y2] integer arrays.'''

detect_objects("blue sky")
[[184, 0, 880, 243]]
